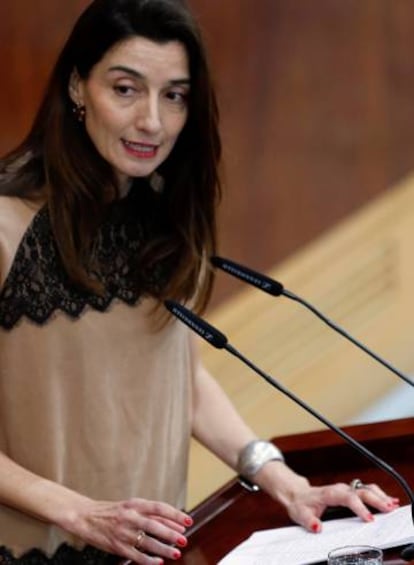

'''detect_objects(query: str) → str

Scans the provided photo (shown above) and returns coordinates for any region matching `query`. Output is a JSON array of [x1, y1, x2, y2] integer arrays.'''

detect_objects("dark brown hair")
[[0, 0, 221, 313]]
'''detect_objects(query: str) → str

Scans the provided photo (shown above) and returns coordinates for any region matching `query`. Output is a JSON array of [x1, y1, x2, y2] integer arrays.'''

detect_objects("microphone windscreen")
[[211, 256, 284, 296], [164, 300, 228, 349]]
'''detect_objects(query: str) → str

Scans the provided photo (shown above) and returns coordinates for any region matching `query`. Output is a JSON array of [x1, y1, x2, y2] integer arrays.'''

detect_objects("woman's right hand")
[[61, 497, 192, 564], [0, 453, 191, 563]]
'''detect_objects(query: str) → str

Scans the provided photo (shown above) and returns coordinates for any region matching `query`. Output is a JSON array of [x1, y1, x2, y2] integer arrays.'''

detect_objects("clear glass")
[[328, 545, 383, 564]]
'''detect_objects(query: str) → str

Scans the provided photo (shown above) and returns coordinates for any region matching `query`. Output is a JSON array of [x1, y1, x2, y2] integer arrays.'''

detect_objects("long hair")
[[0, 0, 221, 314]]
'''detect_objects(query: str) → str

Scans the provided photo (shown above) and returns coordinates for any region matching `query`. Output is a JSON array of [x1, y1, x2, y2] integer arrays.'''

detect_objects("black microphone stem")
[[282, 289, 414, 388], [225, 341, 414, 516]]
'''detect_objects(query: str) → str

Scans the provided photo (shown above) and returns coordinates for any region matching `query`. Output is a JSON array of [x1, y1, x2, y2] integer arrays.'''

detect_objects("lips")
[[122, 139, 159, 158]]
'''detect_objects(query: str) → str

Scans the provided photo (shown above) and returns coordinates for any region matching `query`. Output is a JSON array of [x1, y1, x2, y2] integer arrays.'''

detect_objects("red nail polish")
[[367, 513, 374, 521], [177, 536, 187, 547], [184, 517, 193, 526], [173, 550, 181, 560], [311, 522, 320, 533]]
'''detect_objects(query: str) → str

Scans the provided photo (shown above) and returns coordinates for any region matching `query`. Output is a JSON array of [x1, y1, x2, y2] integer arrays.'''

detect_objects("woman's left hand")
[[284, 480, 400, 533], [254, 461, 400, 533]]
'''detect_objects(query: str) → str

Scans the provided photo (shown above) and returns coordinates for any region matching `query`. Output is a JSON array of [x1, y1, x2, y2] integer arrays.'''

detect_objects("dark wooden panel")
[[2, 1, 414, 306], [190, 0, 414, 305], [0, 0, 89, 153]]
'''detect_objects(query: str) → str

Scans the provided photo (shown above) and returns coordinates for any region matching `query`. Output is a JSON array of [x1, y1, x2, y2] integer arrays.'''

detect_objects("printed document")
[[218, 505, 413, 565]]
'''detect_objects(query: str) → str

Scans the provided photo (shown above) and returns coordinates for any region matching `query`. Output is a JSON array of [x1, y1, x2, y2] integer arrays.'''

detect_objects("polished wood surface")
[[180, 418, 414, 564]]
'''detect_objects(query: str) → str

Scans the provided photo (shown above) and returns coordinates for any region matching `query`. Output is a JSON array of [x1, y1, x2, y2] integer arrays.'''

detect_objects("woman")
[[0, 0, 399, 564]]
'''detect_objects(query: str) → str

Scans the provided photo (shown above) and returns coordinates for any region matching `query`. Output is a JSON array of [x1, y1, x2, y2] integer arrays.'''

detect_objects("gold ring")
[[135, 529, 146, 549], [350, 478, 365, 490]]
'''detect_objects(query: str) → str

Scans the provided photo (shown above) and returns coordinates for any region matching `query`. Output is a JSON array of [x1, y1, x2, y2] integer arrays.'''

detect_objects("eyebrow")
[[108, 65, 191, 85]]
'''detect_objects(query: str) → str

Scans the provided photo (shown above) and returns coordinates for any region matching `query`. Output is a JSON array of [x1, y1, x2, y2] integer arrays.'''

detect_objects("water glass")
[[327, 545, 383, 564]]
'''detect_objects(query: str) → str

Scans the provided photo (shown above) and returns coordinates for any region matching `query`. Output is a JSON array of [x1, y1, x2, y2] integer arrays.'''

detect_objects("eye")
[[165, 89, 189, 106], [113, 84, 135, 97]]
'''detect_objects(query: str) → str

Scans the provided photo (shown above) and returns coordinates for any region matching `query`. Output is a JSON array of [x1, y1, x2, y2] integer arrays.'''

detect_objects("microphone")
[[211, 255, 414, 389], [164, 300, 414, 561]]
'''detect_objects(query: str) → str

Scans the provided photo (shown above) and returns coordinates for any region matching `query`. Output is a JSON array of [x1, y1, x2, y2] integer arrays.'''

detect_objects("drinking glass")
[[327, 545, 383, 564]]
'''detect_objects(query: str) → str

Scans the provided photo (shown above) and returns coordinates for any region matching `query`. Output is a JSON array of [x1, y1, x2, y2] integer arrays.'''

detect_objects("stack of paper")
[[218, 505, 413, 565]]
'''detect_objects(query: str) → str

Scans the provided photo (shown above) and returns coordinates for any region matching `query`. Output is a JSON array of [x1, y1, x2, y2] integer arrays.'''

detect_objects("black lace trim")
[[0, 192, 165, 330], [0, 544, 119, 565]]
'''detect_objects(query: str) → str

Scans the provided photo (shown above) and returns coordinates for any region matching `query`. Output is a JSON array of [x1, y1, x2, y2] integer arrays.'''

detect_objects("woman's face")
[[70, 36, 190, 193]]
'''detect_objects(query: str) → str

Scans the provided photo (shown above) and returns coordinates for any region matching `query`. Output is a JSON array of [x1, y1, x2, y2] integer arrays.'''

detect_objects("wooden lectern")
[[172, 418, 414, 564]]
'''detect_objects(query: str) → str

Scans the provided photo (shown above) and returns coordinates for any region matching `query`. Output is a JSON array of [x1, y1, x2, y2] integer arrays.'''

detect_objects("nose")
[[135, 94, 162, 134]]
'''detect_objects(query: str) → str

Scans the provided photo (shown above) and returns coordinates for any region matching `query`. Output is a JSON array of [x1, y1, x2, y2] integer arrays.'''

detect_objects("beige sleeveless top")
[[0, 196, 194, 557]]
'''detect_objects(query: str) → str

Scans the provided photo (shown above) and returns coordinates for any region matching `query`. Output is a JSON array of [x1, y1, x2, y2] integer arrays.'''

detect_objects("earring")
[[72, 103, 86, 123], [150, 171, 165, 193]]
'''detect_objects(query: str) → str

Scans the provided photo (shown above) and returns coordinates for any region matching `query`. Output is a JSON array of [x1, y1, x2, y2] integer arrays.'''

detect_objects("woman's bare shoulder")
[[0, 195, 42, 225], [0, 196, 43, 287]]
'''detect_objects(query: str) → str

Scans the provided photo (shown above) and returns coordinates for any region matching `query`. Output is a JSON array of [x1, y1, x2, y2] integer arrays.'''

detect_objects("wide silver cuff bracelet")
[[237, 439, 285, 482]]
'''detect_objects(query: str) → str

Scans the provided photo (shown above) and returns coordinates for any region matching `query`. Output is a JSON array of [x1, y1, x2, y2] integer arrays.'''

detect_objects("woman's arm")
[[0, 450, 87, 523], [0, 451, 191, 563], [191, 361, 256, 469], [190, 341, 399, 532]]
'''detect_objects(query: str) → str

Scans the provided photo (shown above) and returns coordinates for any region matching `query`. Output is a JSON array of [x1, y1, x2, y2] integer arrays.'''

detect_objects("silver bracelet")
[[237, 440, 285, 482]]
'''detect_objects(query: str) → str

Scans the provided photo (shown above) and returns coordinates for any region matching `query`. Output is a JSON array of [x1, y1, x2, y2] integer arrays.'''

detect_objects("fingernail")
[[367, 512, 374, 521], [172, 549, 181, 560], [184, 517, 193, 526], [311, 522, 320, 533], [177, 536, 187, 547]]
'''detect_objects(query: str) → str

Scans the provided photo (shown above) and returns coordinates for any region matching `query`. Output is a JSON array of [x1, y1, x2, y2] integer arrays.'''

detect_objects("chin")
[[116, 164, 158, 180]]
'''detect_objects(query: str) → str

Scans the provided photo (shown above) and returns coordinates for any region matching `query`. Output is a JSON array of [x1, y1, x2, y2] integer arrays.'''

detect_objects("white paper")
[[218, 505, 413, 565]]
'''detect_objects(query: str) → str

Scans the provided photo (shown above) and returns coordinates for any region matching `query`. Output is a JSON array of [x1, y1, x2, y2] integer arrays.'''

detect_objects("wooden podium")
[[173, 418, 414, 564]]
